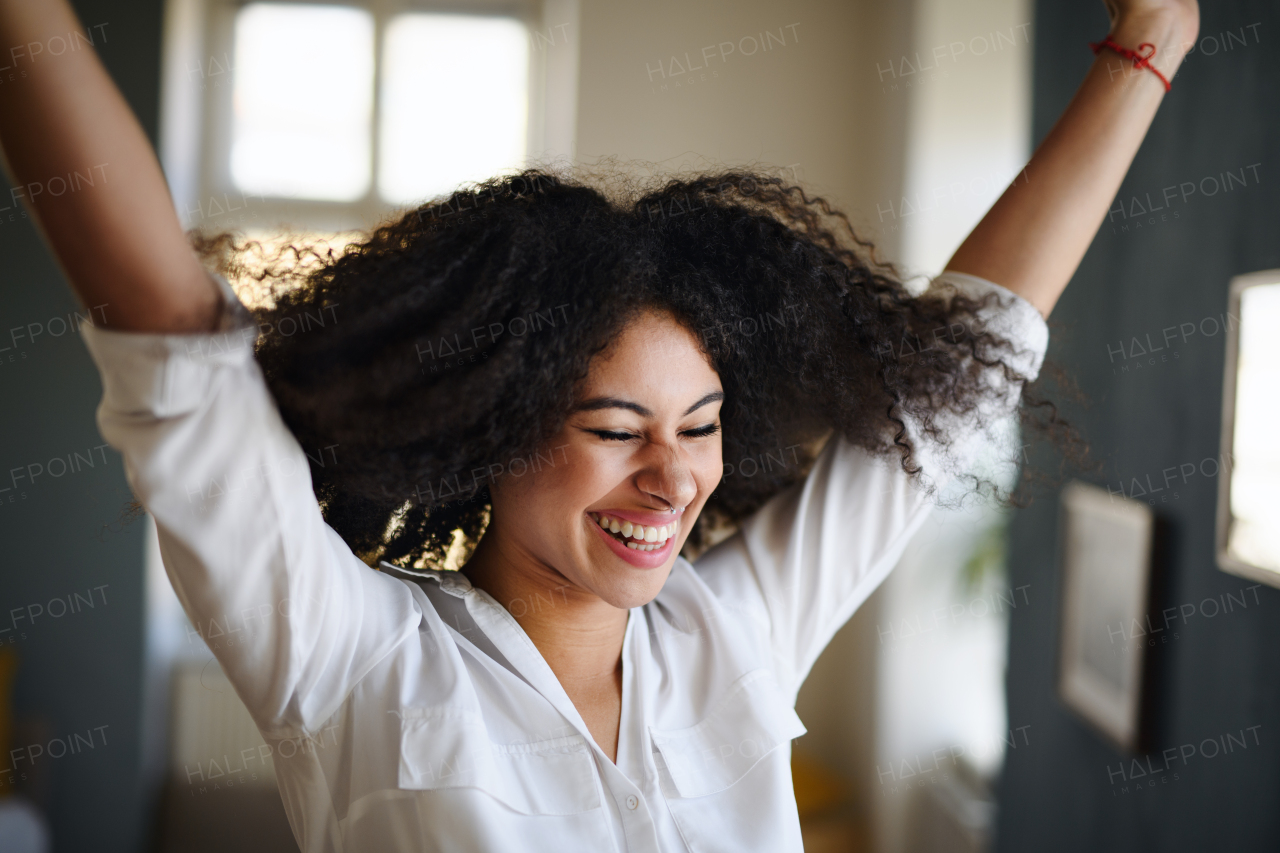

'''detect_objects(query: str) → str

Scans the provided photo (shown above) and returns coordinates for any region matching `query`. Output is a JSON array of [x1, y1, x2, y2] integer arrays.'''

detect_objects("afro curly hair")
[[194, 168, 1062, 572]]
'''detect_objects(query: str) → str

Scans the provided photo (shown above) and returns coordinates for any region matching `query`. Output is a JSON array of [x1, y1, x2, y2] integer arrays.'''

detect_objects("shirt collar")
[[378, 562, 473, 598], [381, 560, 642, 762]]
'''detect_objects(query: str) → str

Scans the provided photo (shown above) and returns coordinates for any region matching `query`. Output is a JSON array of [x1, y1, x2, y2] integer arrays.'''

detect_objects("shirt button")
[[626, 795, 639, 810]]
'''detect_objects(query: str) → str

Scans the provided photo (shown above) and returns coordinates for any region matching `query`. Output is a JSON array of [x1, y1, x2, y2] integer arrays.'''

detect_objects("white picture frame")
[[1216, 270, 1280, 588], [1057, 480, 1154, 753]]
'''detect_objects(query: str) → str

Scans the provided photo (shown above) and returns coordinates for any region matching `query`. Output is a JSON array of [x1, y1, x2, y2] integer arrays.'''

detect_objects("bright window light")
[[378, 14, 529, 204], [1227, 282, 1280, 572], [230, 4, 374, 201]]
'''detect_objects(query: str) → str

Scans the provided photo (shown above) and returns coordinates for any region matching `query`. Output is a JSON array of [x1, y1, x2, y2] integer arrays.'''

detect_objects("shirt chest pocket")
[[397, 708, 603, 816], [649, 669, 808, 853]]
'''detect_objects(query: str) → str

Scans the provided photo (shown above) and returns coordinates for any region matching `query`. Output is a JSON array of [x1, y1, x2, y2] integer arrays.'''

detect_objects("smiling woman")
[[0, 0, 1199, 847], [177, 166, 1052, 838]]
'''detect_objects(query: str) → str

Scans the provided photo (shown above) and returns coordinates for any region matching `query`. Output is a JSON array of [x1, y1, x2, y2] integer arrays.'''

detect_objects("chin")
[[594, 565, 675, 611]]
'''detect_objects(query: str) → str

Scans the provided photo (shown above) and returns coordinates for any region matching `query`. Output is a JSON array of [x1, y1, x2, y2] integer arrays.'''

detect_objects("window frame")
[[162, 0, 576, 233]]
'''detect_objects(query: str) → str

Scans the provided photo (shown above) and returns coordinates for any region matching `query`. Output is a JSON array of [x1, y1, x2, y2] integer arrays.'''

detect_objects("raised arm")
[[945, 0, 1199, 318], [0, 0, 218, 331], [2, 0, 425, 736]]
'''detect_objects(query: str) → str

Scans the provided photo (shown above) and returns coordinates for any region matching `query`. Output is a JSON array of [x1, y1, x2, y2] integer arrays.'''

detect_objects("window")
[[229, 3, 377, 202], [378, 13, 529, 203], [160, 0, 576, 233]]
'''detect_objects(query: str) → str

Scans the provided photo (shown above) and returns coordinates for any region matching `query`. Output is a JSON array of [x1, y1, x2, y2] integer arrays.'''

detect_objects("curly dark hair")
[[194, 168, 1067, 572]]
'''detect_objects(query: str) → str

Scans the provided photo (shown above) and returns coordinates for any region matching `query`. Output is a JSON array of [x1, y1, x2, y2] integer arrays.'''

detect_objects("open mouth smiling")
[[588, 512, 679, 552]]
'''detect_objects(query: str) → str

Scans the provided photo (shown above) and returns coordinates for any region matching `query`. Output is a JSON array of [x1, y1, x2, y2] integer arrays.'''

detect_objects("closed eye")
[[681, 423, 720, 438], [588, 429, 636, 442], [585, 423, 719, 442]]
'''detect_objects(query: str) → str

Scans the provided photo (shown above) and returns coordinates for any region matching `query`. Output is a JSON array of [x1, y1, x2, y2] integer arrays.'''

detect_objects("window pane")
[[379, 14, 529, 204], [231, 4, 374, 201]]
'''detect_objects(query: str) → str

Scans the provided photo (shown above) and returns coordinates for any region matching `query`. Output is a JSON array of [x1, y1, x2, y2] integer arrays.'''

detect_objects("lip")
[[588, 512, 678, 569], [592, 507, 684, 528]]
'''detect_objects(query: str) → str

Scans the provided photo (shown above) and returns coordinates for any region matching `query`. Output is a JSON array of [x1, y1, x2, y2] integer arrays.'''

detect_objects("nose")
[[635, 442, 699, 512]]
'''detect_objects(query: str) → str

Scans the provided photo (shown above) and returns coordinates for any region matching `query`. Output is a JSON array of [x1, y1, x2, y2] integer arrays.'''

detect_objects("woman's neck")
[[462, 532, 629, 760], [461, 533, 629, 695]]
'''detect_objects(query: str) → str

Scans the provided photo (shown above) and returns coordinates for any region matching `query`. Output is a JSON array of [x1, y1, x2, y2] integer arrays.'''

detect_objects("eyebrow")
[[574, 391, 724, 419]]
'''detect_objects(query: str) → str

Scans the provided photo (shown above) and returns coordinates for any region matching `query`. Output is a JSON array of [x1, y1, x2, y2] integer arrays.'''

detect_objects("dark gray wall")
[[998, 2, 1280, 849], [0, 1, 165, 850]]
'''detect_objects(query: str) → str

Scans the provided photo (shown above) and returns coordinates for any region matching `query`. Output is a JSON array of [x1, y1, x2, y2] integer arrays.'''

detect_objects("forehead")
[[584, 309, 720, 391]]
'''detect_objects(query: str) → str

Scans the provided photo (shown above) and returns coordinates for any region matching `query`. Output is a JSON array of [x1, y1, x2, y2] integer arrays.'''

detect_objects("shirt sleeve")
[[80, 273, 421, 738], [692, 271, 1049, 700]]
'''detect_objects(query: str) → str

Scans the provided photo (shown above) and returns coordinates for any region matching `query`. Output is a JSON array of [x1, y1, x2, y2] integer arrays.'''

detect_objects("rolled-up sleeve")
[[693, 272, 1049, 699], [81, 273, 420, 738]]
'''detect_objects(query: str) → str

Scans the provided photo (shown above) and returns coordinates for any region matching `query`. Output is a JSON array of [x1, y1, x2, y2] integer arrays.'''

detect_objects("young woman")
[[0, 0, 1197, 850]]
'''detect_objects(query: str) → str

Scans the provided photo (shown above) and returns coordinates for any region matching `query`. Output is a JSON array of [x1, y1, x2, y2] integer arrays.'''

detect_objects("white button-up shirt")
[[81, 271, 1046, 853]]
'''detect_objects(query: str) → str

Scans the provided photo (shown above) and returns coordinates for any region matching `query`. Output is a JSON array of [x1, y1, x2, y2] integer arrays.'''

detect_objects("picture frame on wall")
[[1057, 480, 1155, 753], [1215, 270, 1280, 589]]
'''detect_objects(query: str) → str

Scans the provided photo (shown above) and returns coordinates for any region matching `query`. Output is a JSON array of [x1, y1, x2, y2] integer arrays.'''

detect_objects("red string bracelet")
[[1089, 35, 1171, 91]]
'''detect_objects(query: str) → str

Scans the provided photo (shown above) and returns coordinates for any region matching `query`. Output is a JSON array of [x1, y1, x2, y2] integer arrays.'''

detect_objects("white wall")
[[896, 0, 1033, 280], [574, 0, 914, 257]]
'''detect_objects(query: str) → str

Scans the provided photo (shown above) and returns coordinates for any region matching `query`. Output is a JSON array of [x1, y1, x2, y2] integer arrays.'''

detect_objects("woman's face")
[[485, 308, 724, 610]]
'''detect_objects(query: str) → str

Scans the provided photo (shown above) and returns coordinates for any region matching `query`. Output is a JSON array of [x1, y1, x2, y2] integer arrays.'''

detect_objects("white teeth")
[[592, 513, 681, 550]]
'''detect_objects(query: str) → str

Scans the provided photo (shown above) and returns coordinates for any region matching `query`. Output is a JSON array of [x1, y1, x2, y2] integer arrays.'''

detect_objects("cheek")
[[496, 443, 613, 516], [561, 437, 651, 496]]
